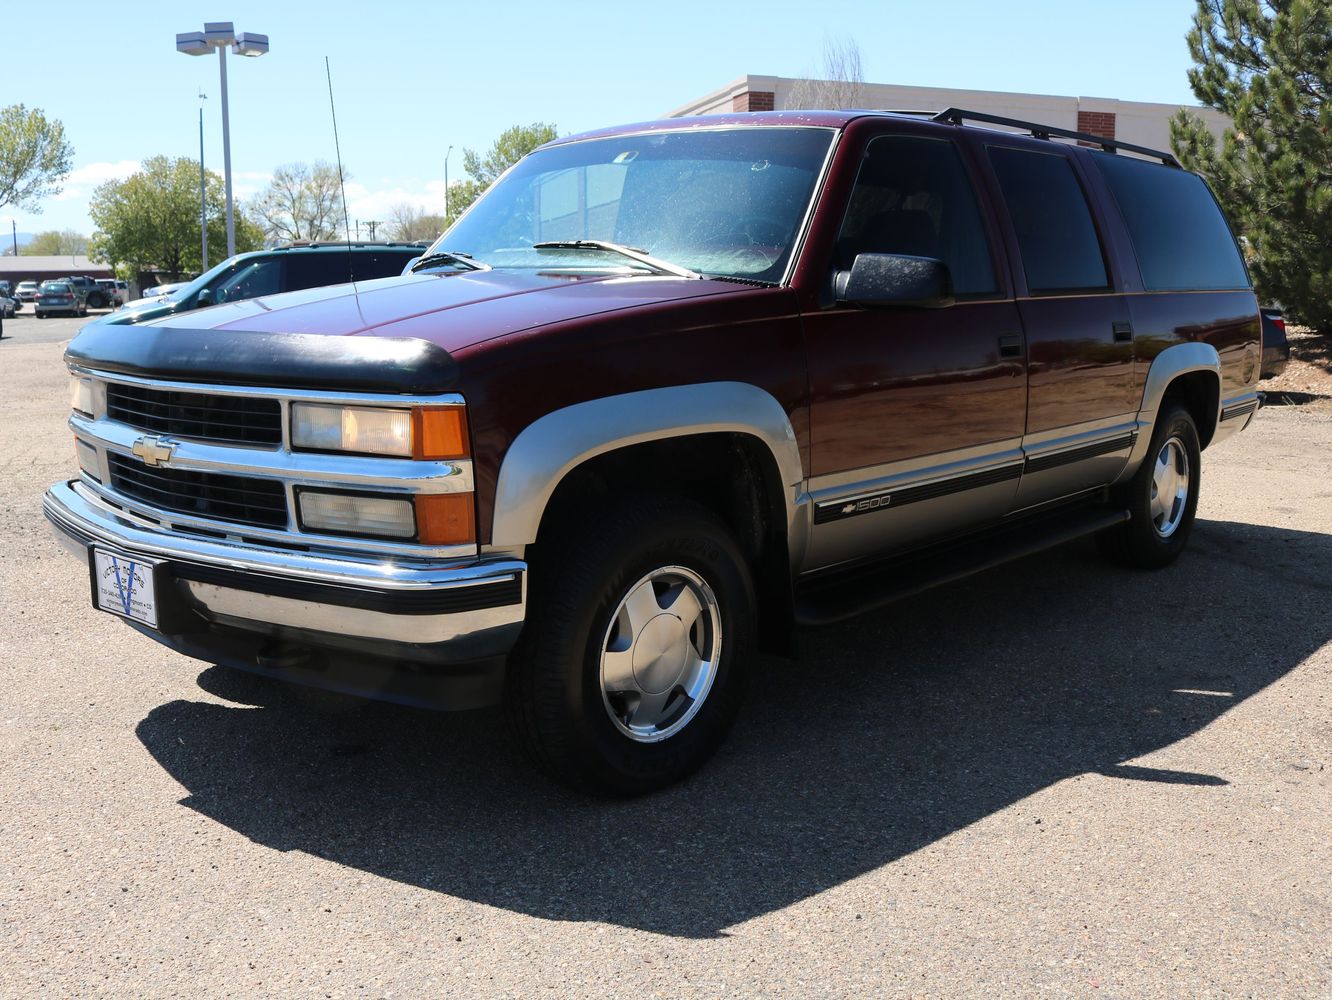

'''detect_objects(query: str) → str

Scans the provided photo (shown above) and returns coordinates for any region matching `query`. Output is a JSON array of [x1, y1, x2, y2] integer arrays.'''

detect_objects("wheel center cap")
[[632, 613, 689, 694]]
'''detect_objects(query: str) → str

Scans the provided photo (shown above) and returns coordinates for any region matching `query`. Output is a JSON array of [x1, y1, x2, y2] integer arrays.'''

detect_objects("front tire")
[[1098, 402, 1201, 568], [505, 496, 755, 794]]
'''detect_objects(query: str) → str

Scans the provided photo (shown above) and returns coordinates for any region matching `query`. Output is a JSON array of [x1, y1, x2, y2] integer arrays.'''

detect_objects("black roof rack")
[[932, 107, 1180, 168]]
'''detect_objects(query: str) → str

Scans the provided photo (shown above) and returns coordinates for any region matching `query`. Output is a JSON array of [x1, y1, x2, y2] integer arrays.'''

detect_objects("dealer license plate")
[[92, 549, 158, 628]]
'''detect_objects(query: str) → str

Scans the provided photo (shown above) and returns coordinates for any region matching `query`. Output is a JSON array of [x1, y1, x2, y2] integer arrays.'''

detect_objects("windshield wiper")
[[410, 250, 488, 273], [530, 240, 701, 279]]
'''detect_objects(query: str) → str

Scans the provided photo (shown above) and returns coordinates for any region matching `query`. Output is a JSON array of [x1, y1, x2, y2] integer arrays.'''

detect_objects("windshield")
[[433, 127, 835, 282], [42, 282, 71, 293]]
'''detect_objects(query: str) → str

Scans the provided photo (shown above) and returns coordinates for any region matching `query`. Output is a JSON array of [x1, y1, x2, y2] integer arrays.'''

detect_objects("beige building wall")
[[668, 75, 1231, 153]]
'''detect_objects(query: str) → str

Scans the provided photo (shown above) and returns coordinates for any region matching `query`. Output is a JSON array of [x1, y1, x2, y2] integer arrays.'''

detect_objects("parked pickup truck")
[[45, 109, 1262, 793]]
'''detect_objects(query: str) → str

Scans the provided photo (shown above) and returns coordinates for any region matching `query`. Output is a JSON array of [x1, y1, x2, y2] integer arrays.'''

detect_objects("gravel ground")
[[1, 318, 1329, 998]]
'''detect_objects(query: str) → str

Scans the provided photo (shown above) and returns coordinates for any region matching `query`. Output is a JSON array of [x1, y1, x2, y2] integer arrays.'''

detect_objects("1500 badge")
[[815, 490, 893, 524]]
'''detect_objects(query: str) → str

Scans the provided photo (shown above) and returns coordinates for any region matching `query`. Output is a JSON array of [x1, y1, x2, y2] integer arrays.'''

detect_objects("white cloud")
[[342, 180, 451, 222], [53, 159, 141, 202]]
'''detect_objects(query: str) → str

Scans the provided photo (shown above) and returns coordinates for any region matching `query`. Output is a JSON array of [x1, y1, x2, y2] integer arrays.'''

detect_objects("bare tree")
[[251, 161, 346, 243], [787, 38, 866, 110], [387, 202, 446, 243]]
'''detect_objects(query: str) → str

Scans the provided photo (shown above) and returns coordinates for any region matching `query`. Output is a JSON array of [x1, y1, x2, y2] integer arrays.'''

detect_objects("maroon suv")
[[46, 110, 1261, 793]]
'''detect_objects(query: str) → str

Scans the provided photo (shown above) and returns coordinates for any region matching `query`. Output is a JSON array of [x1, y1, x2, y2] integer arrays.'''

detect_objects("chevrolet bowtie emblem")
[[131, 436, 175, 467]]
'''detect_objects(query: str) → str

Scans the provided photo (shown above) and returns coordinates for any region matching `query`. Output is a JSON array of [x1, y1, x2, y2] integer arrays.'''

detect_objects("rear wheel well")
[[1161, 370, 1220, 449], [532, 433, 794, 654]]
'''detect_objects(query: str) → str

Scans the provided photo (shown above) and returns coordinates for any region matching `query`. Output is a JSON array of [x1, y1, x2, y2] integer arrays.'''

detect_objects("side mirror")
[[196, 288, 212, 307], [835, 253, 954, 309]]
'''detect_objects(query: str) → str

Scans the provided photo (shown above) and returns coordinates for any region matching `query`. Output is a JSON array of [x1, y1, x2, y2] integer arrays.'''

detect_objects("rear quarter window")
[[1092, 153, 1250, 291]]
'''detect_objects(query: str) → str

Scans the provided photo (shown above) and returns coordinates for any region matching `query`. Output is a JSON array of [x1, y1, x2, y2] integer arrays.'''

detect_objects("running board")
[[794, 506, 1131, 627]]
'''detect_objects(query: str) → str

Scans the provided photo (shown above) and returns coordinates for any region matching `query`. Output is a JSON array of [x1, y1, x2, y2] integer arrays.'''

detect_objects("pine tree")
[[1171, 0, 1332, 332]]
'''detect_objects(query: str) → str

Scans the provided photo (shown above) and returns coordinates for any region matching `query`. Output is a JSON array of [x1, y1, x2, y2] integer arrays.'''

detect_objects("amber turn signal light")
[[414, 493, 475, 545], [412, 406, 469, 460]]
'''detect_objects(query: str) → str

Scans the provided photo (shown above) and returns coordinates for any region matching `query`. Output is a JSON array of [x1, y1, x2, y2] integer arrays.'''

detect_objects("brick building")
[[669, 75, 1231, 152]]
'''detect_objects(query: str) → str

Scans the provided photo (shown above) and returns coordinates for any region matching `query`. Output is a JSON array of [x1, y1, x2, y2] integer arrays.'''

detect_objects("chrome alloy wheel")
[[598, 565, 723, 743], [1150, 435, 1191, 538]]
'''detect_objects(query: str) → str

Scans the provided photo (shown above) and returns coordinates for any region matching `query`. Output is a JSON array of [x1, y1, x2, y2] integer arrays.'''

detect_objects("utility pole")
[[10, 220, 16, 257], [199, 92, 209, 271], [364, 220, 380, 240]]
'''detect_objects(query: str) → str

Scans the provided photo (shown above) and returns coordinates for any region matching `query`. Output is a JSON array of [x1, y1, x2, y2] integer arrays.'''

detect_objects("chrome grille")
[[106, 382, 282, 446], [107, 452, 288, 529]]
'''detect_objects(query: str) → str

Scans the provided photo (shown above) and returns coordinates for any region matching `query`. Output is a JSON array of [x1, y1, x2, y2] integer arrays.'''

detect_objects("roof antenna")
[[324, 56, 364, 323]]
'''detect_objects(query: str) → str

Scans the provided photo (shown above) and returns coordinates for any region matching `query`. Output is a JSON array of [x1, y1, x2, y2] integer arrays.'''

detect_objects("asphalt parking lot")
[[1, 315, 1328, 997]]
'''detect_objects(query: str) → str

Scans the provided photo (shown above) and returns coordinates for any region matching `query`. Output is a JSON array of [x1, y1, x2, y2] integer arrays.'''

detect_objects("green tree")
[[25, 229, 89, 256], [251, 161, 346, 242], [1171, 0, 1332, 331], [0, 104, 74, 213], [88, 156, 262, 277], [445, 122, 557, 227]]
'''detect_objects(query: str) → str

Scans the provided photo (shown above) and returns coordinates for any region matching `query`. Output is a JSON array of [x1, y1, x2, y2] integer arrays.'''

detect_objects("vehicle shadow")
[[135, 519, 1332, 938]]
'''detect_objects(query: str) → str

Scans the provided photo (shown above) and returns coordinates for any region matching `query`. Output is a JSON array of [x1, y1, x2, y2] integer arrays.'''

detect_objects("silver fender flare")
[[1118, 342, 1222, 481], [489, 382, 804, 549]]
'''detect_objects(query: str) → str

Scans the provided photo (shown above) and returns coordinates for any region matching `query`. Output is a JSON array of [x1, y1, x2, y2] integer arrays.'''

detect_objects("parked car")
[[14, 280, 41, 304], [57, 275, 110, 309], [1260, 307, 1289, 379], [0, 294, 16, 319], [95, 278, 127, 308], [46, 110, 1261, 793], [35, 280, 85, 318], [96, 242, 429, 326]]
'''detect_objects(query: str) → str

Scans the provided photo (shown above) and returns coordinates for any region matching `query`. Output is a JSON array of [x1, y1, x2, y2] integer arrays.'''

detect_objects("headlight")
[[295, 489, 476, 545], [291, 403, 411, 456], [69, 377, 93, 417], [297, 490, 416, 539], [290, 403, 467, 459]]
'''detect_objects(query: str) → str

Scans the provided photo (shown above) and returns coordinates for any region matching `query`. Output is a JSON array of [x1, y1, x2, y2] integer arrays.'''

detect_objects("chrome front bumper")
[[44, 480, 526, 704]]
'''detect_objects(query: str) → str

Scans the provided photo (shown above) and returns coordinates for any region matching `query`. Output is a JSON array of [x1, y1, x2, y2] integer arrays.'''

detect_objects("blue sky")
[[2, 0, 1205, 239]]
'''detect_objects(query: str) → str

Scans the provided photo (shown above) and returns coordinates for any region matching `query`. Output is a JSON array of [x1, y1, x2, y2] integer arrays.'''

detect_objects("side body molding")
[[489, 382, 805, 548], [1117, 341, 1222, 481]]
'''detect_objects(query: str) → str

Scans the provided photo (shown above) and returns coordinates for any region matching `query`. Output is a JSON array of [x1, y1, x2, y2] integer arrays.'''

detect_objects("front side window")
[[210, 259, 282, 303], [835, 134, 998, 296], [987, 146, 1109, 294], [436, 127, 835, 282]]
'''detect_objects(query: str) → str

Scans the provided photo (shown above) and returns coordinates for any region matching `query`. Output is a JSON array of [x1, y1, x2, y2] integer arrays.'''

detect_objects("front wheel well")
[[531, 433, 794, 654]]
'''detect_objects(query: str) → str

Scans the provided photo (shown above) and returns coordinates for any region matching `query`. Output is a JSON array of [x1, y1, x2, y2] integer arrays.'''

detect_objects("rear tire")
[[505, 495, 755, 795], [1098, 402, 1201, 569]]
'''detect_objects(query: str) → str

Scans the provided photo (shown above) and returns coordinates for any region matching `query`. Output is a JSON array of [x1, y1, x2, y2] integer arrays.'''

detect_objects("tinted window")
[[1093, 153, 1249, 291], [350, 252, 417, 281], [987, 146, 1108, 293], [836, 135, 997, 296], [211, 259, 282, 303], [286, 253, 351, 291]]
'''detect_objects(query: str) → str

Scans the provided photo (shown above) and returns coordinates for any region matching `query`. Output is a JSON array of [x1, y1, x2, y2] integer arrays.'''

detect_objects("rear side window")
[[286, 253, 351, 291], [987, 146, 1109, 294], [1092, 153, 1249, 291], [350, 252, 415, 281], [836, 135, 997, 296]]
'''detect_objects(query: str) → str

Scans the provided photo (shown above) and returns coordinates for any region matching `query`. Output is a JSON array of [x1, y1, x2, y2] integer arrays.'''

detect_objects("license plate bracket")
[[90, 547, 160, 628]]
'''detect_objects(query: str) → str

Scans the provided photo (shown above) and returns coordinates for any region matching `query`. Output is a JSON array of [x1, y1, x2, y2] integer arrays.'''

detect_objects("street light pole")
[[198, 93, 208, 271], [217, 45, 234, 257], [444, 145, 453, 223], [176, 22, 269, 261]]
